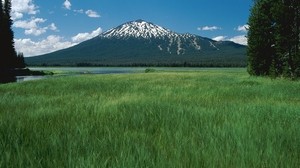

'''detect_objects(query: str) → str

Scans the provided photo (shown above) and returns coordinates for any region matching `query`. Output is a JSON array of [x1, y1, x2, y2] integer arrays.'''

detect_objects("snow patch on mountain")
[[177, 37, 184, 55], [209, 41, 219, 50], [158, 45, 163, 51], [102, 19, 176, 39], [193, 38, 201, 50], [98, 19, 229, 55]]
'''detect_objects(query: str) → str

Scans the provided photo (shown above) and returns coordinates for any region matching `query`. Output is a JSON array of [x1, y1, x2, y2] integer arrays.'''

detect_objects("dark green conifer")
[[0, 0, 5, 68], [247, 0, 276, 76], [247, 0, 300, 78], [0, 0, 25, 70], [3, 0, 17, 69]]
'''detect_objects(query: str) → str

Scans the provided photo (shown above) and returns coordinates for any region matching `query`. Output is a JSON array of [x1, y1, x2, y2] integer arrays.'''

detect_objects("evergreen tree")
[[247, 0, 300, 78], [16, 52, 25, 68], [273, 0, 300, 78], [0, 0, 5, 68], [247, 0, 276, 76], [270, 0, 287, 77], [290, 0, 300, 78], [4, 0, 17, 68], [1, 0, 17, 69]]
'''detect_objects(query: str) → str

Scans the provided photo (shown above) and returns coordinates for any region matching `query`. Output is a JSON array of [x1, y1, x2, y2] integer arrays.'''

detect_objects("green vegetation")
[[0, 69, 299, 167], [25, 35, 246, 67], [247, 0, 300, 78], [0, 0, 25, 69], [145, 68, 156, 73], [0, 0, 27, 84]]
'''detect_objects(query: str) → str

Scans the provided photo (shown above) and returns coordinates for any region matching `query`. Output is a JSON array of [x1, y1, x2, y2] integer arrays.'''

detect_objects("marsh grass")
[[0, 69, 299, 167]]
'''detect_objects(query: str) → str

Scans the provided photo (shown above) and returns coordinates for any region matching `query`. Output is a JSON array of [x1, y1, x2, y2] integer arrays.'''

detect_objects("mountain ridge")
[[25, 19, 247, 67]]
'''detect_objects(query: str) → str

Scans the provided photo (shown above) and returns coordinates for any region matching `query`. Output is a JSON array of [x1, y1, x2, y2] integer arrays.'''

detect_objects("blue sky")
[[10, 0, 253, 56]]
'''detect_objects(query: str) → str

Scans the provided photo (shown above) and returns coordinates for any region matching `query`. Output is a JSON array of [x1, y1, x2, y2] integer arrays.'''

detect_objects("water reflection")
[[16, 76, 46, 82]]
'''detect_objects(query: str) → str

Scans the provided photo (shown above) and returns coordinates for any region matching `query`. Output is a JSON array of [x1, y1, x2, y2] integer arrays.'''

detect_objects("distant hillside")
[[25, 20, 247, 67]]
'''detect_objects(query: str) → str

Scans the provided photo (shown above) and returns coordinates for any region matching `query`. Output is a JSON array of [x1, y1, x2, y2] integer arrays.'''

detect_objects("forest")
[[247, 0, 300, 79]]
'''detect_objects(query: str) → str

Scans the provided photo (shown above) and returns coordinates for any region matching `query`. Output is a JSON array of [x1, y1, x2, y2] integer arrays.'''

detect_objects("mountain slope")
[[26, 20, 246, 67]]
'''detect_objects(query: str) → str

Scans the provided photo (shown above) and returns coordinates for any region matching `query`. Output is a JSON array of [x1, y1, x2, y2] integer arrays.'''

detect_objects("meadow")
[[0, 68, 299, 167]]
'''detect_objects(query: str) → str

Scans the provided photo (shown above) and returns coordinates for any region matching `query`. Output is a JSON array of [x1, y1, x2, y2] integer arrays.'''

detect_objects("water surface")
[[17, 67, 147, 82], [16, 67, 245, 82]]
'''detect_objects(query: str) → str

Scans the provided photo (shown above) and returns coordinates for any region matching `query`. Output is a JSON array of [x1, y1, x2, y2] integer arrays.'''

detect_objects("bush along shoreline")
[[13, 68, 53, 76], [0, 68, 53, 84]]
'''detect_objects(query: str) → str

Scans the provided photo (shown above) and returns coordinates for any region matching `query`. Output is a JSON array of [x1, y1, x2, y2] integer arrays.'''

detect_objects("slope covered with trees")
[[247, 0, 300, 78]]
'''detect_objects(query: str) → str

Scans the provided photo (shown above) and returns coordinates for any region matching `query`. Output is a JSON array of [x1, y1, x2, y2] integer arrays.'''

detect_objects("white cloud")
[[49, 23, 58, 32], [15, 35, 76, 56], [11, 0, 39, 20], [24, 27, 47, 36], [85, 10, 100, 18], [236, 24, 249, 33], [14, 17, 47, 36], [213, 36, 227, 41], [14, 18, 46, 29], [15, 27, 102, 56], [72, 27, 102, 43], [198, 26, 221, 31], [74, 9, 101, 18], [74, 9, 84, 14], [63, 0, 72, 10], [14, 18, 59, 36], [12, 12, 24, 20], [14, 18, 46, 36], [213, 35, 247, 45], [229, 35, 248, 45]]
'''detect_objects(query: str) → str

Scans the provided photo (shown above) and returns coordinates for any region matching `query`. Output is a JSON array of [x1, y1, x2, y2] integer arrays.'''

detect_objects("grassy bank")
[[0, 69, 299, 167]]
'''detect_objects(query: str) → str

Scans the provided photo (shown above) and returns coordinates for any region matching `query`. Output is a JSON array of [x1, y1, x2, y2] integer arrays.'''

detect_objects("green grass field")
[[0, 68, 299, 167]]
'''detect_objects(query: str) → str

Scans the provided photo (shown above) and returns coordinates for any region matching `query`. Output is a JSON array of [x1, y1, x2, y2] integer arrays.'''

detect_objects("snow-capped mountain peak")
[[99, 19, 207, 55], [26, 19, 246, 66], [102, 19, 176, 39]]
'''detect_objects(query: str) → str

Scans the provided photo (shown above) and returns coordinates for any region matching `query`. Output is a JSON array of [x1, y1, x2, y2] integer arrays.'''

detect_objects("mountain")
[[25, 19, 247, 67]]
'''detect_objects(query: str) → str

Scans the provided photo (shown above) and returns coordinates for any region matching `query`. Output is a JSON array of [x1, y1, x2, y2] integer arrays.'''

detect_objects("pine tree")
[[16, 52, 25, 68], [0, 0, 5, 68], [272, 0, 300, 78], [290, 0, 300, 78], [0, 1, 3, 30], [247, 0, 300, 78], [4, 0, 17, 69], [247, 0, 276, 76], [296, 0, 300, 64], [272, 0, 289, 77]]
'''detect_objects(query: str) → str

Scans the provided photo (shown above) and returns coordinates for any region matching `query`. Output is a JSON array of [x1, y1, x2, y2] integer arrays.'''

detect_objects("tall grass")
[[0, 68, 299, 167]]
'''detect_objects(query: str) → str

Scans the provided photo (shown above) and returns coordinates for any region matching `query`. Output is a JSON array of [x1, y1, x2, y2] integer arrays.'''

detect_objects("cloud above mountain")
[[229, 35, 247, 45], [63, 0, 72, 10], [15, 27, 102, 56], [14, 35, 75, 56], [213, 36, 227, 41], [85, 10, 100, 18], [213, 35, 247, 45], [235, 25, 249, 33], [13, 18, 58, 36], [11, 0, 39, 20], [198, 26, 221, 31], [72, 27, 102, 42]]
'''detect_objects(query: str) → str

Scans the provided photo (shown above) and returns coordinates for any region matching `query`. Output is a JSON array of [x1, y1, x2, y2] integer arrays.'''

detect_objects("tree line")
[[247, 0, 300, 79], [35, 61, 246, 67], [0, 0, 25, 70]]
